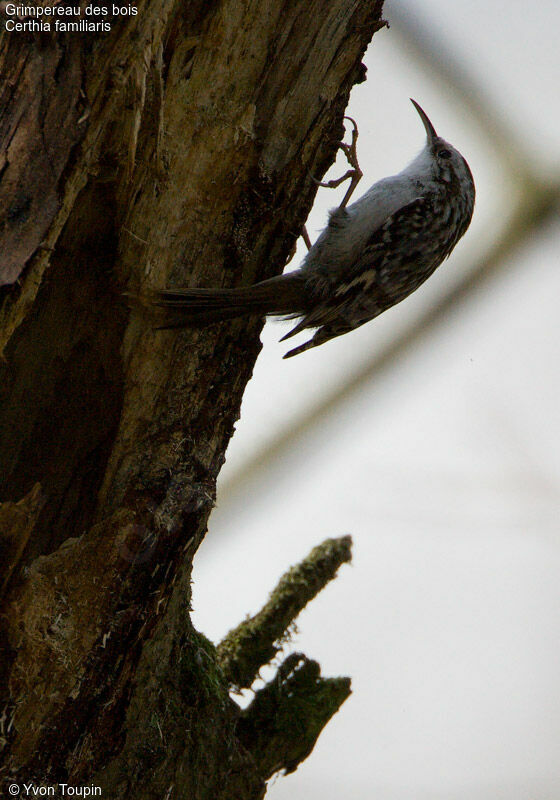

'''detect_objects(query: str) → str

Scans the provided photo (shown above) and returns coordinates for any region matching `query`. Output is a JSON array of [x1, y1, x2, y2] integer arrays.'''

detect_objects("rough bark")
[[0, 1, 385, 796]]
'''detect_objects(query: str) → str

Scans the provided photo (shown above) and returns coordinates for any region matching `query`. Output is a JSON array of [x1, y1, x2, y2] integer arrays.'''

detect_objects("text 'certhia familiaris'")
[[144, 100, 475, 358]]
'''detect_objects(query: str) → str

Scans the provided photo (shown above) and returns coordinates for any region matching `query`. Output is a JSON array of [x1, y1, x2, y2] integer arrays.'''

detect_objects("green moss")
[[236, 652, 351, 779], [217, 536, 352, 689], [178, 629, 229, 706]]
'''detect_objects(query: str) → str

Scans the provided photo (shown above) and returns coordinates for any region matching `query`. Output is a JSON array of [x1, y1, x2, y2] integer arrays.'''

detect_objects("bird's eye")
[[438, 149, 452, 159]]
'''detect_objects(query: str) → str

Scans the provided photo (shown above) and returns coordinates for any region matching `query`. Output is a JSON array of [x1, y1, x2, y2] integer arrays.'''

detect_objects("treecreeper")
[[144, 100, 475, 358]]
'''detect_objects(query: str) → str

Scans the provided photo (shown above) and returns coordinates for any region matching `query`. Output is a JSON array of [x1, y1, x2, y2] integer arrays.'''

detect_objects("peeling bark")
[[0, 1, 385, 795]]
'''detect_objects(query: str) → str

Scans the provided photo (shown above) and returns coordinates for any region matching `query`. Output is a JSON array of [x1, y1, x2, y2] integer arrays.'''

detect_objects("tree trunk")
[[0, 1, 385, 796]]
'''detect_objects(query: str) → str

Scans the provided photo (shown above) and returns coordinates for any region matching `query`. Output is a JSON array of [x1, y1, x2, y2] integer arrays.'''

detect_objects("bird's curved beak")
[[410, 99, 438, 145]]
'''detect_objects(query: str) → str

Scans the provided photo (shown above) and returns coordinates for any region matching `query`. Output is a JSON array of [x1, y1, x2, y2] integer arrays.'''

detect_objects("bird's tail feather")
[[133, 273, 307, 328]]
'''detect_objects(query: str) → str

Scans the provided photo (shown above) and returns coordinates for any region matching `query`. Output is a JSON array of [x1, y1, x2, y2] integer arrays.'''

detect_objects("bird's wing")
[[303, 176, 424, 277], [283, 320, 357, 358], [338, 195, 431, 287], [282, 196, 431, 356], [347, 176, 425, 236]]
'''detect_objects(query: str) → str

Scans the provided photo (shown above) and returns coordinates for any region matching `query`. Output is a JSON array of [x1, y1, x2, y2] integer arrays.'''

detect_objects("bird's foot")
[[286, 117, 363, 263], [310, 116, 363, 209]]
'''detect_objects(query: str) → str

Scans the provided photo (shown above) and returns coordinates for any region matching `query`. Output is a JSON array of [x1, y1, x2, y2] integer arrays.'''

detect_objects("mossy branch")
[[217, 536, 352, 689], [237, 652, 351, 779]]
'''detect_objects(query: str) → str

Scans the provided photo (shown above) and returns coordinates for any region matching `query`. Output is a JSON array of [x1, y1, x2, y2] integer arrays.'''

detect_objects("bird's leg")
[[301, 227, 313, 250], [286, 117, 362, 263], [311, 116, 363, 209], [286, 222, 313, 263], [339, 116, 363, 208]]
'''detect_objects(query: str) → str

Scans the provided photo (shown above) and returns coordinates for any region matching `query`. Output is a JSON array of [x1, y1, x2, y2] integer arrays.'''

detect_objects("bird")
[[146, 100, 475, 358]]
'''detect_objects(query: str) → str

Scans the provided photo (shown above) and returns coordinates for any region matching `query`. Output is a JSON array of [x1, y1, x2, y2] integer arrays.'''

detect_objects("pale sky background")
[[192, 1, 560, 798]]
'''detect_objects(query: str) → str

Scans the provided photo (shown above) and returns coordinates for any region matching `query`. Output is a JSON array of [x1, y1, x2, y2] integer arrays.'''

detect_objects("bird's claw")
[[298, 117, 363, 258], [309, 115, 363, 209]]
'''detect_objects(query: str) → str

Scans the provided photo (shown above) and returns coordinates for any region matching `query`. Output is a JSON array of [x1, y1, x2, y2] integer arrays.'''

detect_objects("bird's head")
[[408, 99, 475, 200]]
